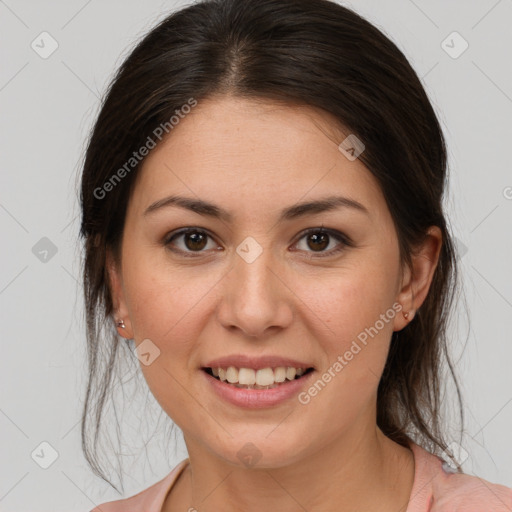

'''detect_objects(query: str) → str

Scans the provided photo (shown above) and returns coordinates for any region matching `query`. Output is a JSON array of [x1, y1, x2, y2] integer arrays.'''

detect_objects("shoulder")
[[88, 459, 189, 512], [431, 468, 512, 511], [408, 441, 512, 512]]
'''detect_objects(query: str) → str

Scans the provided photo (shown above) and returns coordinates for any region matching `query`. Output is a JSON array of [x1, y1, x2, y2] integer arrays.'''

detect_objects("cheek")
[[121, 259, 210, 418], [122, 253, 223, 376], [123, 252, 199, 339], [292, 252, 399, 375], [300, 266, 397, 336], [293, 269, 398, 431]]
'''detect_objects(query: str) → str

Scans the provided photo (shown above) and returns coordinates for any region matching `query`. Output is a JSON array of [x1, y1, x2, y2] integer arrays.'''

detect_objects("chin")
[[211, 432, 308, 470]]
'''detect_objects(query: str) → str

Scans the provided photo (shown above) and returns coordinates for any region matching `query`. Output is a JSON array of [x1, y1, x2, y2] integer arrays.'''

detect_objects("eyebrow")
[[143, 194, 369, 222]]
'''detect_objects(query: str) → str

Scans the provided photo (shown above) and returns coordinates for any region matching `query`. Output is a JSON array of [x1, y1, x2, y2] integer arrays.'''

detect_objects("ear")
[[393, 226, 442, 332], [106, 248, 134, 339]]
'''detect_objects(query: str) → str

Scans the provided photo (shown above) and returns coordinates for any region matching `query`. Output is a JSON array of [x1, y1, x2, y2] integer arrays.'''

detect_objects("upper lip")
[[202, 355, 315, 371]]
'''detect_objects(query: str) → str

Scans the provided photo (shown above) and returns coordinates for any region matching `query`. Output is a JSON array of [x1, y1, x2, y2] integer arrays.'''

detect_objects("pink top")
[[90, 441, 512, 512]]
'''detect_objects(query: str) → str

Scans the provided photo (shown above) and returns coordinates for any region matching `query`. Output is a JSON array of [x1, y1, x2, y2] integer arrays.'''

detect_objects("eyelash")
[[163, 226, 353, 259]]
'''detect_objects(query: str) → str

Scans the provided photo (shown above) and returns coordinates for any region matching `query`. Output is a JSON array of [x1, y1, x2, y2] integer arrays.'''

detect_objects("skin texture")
[[107, 95, 442, 511]]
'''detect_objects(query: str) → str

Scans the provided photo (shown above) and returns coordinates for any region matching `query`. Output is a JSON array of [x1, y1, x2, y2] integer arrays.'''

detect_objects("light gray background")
[[1, 0, 511, 510]]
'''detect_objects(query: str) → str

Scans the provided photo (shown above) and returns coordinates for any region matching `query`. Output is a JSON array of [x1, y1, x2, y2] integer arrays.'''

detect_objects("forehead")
[[128, 96, 386, 222]]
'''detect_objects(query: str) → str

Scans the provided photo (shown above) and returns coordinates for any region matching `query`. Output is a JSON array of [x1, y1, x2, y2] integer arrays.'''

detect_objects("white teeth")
[[209, 365, 309, 386], [286, 367, 297, 380], [226, 366, 238, 383], [238, 368, 256, 385], [274, 366, 286, 382], [256, 368, 275, 386]]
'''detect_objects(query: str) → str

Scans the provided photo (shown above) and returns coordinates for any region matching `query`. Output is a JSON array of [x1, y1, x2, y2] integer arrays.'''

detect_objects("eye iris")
[[185, 231, 207, 251], [307, 232, 329, 251]]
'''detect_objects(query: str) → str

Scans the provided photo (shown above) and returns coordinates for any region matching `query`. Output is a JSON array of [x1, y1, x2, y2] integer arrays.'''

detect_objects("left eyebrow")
[[143, 194, 370, 222]]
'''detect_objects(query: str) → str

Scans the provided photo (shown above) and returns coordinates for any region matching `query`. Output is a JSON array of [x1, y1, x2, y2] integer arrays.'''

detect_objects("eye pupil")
[[307, 232, 329, 251], [185, 231, 207, 251]]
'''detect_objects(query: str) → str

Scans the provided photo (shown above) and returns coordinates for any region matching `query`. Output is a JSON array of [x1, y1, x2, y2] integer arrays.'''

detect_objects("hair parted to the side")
[[79, 0, 466, 490]]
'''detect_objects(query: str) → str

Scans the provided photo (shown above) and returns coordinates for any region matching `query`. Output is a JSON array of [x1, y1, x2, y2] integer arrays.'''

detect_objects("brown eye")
[[164, 226, 352, 259], [182, 231, 208, 251], [305, 232, 329, 251], [164, 228, 219, 256], [294, 227, 351, 257]]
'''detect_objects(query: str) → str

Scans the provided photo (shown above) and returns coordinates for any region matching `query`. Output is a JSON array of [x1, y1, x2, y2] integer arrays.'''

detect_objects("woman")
[[79, 0, 512, 510]]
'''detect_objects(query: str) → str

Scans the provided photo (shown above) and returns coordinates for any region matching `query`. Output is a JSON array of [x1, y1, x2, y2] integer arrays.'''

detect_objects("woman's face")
[[109, 95, 437, 468]]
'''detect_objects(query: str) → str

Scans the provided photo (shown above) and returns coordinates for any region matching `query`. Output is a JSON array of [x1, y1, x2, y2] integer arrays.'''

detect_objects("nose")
[[216, 244, 294, 338]]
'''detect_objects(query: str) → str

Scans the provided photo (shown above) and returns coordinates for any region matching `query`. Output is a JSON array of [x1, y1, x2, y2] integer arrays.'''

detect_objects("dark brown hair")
[[79, 0, 465, 490]]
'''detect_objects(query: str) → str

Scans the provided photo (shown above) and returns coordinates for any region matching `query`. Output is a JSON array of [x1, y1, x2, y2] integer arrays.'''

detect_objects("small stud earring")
[[116, 319, 126, 329], [403, 311, 409, 319]]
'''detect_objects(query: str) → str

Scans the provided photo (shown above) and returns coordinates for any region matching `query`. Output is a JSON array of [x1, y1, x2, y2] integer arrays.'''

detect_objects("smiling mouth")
[[202, 366, 315, 390]]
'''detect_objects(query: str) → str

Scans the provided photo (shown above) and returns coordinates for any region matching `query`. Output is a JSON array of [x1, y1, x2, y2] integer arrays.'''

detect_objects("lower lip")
[[201, 369, 315, 409]]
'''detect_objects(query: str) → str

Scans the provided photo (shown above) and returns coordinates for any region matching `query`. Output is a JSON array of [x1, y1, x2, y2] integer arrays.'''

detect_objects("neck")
[[163, 426, 415, 512]]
